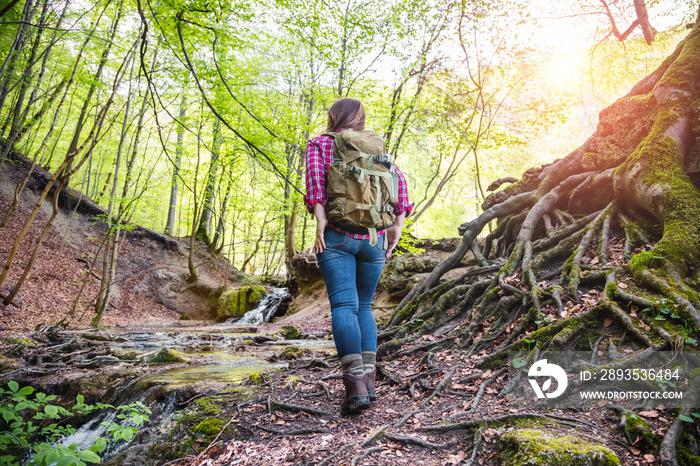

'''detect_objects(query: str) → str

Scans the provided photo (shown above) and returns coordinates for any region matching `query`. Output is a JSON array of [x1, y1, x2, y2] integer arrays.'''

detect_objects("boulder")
[[499, 429, 620, 466], [214, 285, 267, 321]]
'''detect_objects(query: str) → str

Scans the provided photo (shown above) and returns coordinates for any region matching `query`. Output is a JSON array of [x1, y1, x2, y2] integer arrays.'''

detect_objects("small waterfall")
[[232, 287, 290, 325], [57, 387, 178, 462]]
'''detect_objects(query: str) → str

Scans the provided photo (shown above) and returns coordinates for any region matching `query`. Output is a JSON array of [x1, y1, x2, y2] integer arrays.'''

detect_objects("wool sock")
[[340, 354, 365, 377], [362, 351, 376, 373]]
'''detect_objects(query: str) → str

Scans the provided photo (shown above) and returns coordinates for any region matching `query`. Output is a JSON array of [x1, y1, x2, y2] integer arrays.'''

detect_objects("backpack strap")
[[323, 131, 343, 162]]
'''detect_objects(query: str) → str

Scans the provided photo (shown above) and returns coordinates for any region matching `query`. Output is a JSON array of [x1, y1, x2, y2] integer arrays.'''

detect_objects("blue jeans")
[[316, 228, 386, 358]]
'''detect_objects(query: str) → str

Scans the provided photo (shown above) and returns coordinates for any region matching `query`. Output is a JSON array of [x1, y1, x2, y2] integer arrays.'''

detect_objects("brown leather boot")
[[366, 368, 376, 401], [340, 372, 370, 415]]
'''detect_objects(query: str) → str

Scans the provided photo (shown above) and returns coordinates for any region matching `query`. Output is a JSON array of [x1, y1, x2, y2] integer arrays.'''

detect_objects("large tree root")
[[376, 13, 700, 463]]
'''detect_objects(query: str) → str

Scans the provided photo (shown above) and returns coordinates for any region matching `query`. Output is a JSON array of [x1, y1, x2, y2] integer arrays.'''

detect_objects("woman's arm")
[[385, 212, 405, 258], [313, 202, 329, 254]]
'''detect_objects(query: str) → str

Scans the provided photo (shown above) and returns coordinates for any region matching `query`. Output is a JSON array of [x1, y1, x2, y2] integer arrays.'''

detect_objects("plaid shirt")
[[304, 132, 414, 239]]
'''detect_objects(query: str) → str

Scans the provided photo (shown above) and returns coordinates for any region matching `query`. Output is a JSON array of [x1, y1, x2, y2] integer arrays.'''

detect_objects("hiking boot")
[[340, 372, 370, 415], [366, 368, 376, 401]]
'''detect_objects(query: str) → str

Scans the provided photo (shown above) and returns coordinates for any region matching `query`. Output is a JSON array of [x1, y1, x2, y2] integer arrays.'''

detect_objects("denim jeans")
[[316, 228, 386, 358]]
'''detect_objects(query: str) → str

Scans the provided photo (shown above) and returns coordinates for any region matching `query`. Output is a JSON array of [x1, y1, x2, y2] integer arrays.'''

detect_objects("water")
[[233, 287, 290, 325], [49, 323, 334, 464]]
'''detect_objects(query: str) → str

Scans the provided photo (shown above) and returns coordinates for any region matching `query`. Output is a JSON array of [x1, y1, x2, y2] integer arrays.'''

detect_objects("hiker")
[[304, 98, 413, 415]]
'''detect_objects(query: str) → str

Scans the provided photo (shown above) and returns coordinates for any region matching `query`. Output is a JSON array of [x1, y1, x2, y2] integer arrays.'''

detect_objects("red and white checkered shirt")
[[303, 132, 413, 239]]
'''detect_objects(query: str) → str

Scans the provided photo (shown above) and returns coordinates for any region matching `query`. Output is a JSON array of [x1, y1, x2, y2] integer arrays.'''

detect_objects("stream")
[[39, 289, 332, 465]]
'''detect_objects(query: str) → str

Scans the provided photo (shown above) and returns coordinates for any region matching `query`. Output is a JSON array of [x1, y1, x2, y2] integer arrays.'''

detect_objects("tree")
[[378, 4, 700, 464]]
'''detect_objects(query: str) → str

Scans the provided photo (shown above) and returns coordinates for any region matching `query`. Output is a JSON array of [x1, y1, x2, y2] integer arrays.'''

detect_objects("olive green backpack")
[[324, 129, 399, 247]]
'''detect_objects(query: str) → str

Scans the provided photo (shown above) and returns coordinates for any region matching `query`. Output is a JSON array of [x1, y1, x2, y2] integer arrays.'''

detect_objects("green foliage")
[[0, 381, 150, 466], [394, 220, 424, 256]]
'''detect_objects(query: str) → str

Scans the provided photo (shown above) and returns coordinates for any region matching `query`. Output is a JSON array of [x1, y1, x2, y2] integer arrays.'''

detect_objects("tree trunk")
[[165, 94, 187, 236], [196, 118, 222, 243]]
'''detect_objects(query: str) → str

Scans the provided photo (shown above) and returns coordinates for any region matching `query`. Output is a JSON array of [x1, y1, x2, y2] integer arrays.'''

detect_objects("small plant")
[[0, 381, 150, 466]]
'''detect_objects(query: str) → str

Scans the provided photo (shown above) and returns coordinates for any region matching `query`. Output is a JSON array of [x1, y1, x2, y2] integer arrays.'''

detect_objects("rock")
[[149, 347, 188, 365], [499, 429, 620, 466], [379, 256, 441, 299], [280, 346, 305, 360], [278, 325, 302, 339], [214, 285, 267, 322], [132, 268, 183, 311]]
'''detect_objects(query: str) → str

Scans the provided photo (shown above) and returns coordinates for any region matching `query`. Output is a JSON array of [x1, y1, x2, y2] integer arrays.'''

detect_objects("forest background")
[[0, 0, 696, 282]]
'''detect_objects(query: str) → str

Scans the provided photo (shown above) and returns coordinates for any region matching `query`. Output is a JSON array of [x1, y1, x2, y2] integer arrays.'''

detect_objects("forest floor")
[[143, 324, 659, 466], [0, 154, 668, 466]]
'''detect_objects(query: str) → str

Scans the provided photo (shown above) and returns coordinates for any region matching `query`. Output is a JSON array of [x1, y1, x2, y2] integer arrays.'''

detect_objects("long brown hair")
[[326, 98, 366, 132]]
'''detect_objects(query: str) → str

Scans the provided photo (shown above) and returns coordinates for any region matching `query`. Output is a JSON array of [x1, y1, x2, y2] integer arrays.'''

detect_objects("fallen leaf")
[[597, 400, 608, 407], [603, 317, 614, 328], [446, 452, 466, 464], [643, 453, 655, 462], [639, 410, 659, 418], [619, 282, 628, 289], [631, 447, 641, 455]]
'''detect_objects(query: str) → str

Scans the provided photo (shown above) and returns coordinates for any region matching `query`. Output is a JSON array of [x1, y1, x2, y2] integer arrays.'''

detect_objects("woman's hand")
[[385, 213, 406, 258], [314, 203, 328, 254]]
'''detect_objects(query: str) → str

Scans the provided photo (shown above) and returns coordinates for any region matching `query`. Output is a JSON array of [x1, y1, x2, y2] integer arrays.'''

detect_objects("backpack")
[[324, 129, 399, 247]]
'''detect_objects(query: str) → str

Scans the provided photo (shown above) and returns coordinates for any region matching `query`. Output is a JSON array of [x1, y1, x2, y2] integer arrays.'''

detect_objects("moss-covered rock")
[[280, 346, 305, 360], [248, 372, 265, 383], [192, 418, 226, 438], [150, 347, 188, 365], [499, 429, 620, 466], [278, 325, 302, 339], [214, 285, 267, 321], [179, 312, 191, 321]]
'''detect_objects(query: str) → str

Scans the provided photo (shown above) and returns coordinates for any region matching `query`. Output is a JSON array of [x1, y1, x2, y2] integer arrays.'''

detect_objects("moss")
[[193, 397, 223, 416], [214, 285, 267, 321], [179, 313, 191, 321], [624, 414, 661, 450], [192, 418, 226, 438], [615, 95, 700, 280], [657, 27, 700, 90], [3, 337, 34, 345], [677, 432, 700, 466], [150, 347, 187, 365], [248, 372, 264, 383], [278, 325, 302, 339], [499, 429, 620, 466], [280, 346, 305, 360]]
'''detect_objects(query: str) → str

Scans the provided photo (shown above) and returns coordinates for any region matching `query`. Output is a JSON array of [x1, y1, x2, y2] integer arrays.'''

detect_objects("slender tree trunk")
[[0, 0, 50, 162], [0, 0, 36, 116], [0, 33, 136, 303], [210, 169, 233, 255], [196, 117, 222, 242], [165, 94, 186, 236], [93, 50, 136, 322]]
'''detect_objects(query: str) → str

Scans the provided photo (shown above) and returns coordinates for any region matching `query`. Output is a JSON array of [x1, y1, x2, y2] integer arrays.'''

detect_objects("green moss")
[[677, 432, 700, 466], [214, 285, 267, 321], [150, 347, 187, 365], [624, 414, 661, 450], [193, 397, 223, 416], [499, 429, 620, 466], [280, 346, 305, 360], [615, 94, 700, 279], [248, 372, 264, 383], [4, 337, 34, 345], [278, 325, 302, 339], [179, 313, 191, 321], [192, 418, 226, 438]]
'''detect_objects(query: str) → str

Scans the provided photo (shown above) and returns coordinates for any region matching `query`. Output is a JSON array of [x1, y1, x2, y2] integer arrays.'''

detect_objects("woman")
[[304, 98, 413, 415]]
